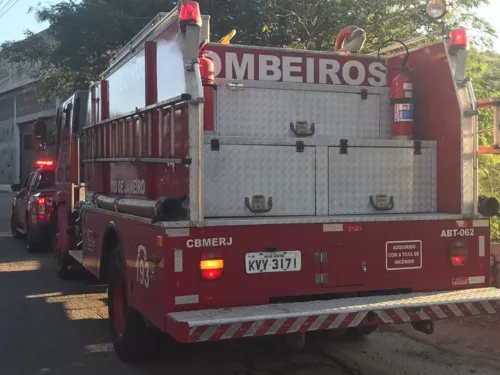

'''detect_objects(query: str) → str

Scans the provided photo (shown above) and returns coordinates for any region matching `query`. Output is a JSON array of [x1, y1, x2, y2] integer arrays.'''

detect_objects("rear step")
[[68, 250, 83, 264], [167, 288, 500, 343]]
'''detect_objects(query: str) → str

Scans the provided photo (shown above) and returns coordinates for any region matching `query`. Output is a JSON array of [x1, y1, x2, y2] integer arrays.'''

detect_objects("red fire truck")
[[31, 0, 500, 363]]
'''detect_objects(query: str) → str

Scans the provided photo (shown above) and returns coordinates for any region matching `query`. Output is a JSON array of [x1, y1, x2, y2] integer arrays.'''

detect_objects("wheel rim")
[[113, 272, 127, 336], [25, 226, 30, 249], [11, 216, 17, 235], [53, 230, 60, 258]]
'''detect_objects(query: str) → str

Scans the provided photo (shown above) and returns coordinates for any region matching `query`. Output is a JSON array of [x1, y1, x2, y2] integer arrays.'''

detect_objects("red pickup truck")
[[10, 160, 56, 252]]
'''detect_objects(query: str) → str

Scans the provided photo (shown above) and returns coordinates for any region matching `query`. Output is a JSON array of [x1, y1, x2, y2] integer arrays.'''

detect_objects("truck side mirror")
[[33, 120, 48, 151], [10, 183, 21, 192]]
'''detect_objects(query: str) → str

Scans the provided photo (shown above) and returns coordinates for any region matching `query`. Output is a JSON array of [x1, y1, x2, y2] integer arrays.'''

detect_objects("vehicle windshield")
[[37, 169, 56, 190]]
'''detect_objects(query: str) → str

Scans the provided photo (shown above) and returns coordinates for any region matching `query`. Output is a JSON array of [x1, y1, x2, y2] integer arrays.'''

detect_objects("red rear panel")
[[164, 219, 490, 313]]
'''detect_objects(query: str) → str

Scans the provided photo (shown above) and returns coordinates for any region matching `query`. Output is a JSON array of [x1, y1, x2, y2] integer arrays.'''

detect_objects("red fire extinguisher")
[[378, 40, 414, 140], [391, 69, 414, 140], [199, 41, 216, 132]]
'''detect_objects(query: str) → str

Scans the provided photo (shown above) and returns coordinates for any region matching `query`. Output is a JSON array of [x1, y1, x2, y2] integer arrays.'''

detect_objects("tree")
[[0, 0, 495, 101], [467, 48, 500, 241]]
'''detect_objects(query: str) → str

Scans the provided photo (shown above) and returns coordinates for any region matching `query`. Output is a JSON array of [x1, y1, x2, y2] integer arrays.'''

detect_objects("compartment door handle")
[[245, 195, 273, 213], [290, 121, 315, 137], [369, 195, 395, 211]]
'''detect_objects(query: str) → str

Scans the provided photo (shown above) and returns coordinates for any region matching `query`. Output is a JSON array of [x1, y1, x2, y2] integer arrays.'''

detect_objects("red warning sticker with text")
[[385, 241, 423, 271]]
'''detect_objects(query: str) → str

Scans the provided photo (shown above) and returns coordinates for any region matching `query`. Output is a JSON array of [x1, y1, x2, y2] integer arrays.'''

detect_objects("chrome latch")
[[361, 261, 367, 273]]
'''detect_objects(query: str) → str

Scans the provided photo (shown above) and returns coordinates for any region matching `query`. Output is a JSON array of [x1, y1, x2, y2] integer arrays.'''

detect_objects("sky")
[[0, 0, 499, 52]]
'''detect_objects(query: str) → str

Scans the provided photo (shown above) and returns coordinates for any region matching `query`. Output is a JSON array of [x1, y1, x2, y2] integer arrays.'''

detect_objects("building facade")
[[0, 83, 58, 190], [0, 58, 58, 190]]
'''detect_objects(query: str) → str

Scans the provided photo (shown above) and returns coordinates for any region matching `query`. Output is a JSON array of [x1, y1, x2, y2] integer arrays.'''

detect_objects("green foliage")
[[467, 48, 500, 241]]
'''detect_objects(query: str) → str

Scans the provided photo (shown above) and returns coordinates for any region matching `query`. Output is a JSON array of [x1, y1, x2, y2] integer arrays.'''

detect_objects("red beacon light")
[[179, 0, 202, 27], [35, 160, 54, 168], [450, 28, 469, 51]]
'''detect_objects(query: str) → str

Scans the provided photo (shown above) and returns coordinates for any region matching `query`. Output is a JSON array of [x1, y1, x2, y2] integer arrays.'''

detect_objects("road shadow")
[[0, 235, 364, 375]]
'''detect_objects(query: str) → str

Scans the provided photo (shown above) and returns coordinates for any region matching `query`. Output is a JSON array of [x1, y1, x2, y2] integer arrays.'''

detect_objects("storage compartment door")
[[203, 144, 316, 217], [216, 85, 382, 139], [320, 246, 368, 288], [328, 147, 436, 215]]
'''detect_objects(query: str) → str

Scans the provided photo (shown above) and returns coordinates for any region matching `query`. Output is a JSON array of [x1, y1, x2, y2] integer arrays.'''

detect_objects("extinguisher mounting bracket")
[[413, 141, 422, 155], [377, 39, 410, 71]]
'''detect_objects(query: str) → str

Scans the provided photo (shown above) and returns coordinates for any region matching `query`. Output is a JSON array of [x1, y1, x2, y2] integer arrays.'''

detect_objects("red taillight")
[[35, 160, 54, 168], [201, 268, 223, 281], [179, 1, 202, 27], [450, 28, 468, 49], [200, 252, 224, 281], [37, 197, 47, 221], [451, 255, 467, 266], [450, 241, 468, 266]]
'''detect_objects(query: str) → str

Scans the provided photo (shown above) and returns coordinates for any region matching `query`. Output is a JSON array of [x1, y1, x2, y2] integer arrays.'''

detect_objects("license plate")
[[245, 251, 301, 274]]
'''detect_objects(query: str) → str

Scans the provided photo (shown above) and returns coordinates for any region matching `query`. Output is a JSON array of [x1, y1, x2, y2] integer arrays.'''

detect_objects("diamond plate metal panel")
[[457, 86, 475, 215], [379, 91, 392, 139], [430, 149, 438, 212], [169, 287, 500, 326], [315, 146, 329, 216], [328, 147, 437, 215], [203, 144, 316, 217], [216, 86, 383, 138]]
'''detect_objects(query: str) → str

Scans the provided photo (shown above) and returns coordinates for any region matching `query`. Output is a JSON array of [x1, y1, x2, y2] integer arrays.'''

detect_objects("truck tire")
[[108, 247, 160, 362], [52, 224, 73, 280], [346, 325, 378, 339], [57, 254, 73, 280], [10, 214, 23, 239], [25, 223, 39, 253]]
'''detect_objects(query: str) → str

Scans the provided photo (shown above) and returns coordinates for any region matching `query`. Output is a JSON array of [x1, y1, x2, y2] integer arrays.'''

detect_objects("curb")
[[0, 185, 12, 193]]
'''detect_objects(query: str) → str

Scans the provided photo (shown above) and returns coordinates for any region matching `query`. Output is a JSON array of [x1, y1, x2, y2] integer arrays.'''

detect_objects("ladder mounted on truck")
[[477, 97, 500, 155]]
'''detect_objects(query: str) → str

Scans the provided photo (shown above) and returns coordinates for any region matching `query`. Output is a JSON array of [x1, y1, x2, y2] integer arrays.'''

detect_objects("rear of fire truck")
[[40, 0, 500, 363]]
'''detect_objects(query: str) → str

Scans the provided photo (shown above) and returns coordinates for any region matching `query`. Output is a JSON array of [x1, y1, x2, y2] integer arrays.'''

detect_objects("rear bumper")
[[166, 287, 500, 343], [30, 221, 52, 243]]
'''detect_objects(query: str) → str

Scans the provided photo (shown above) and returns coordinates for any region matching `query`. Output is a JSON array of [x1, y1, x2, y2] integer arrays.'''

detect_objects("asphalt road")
[[1, 191, 499, 375]]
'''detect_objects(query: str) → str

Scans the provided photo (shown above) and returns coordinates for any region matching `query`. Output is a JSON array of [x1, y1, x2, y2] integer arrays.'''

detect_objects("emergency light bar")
[[35, 160, 54, 168], [179, 0, 202, 27], [450, 28, 468, 49]]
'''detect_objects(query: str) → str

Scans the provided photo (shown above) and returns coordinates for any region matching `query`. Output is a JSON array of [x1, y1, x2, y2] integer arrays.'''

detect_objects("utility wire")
[[0, 0, 13, 12], [0, 0, 15, 14], [0, 0, 21, 20]]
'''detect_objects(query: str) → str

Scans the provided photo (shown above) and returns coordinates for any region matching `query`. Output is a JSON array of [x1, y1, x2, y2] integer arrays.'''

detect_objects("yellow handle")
[[218, 30, 237, 44]]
